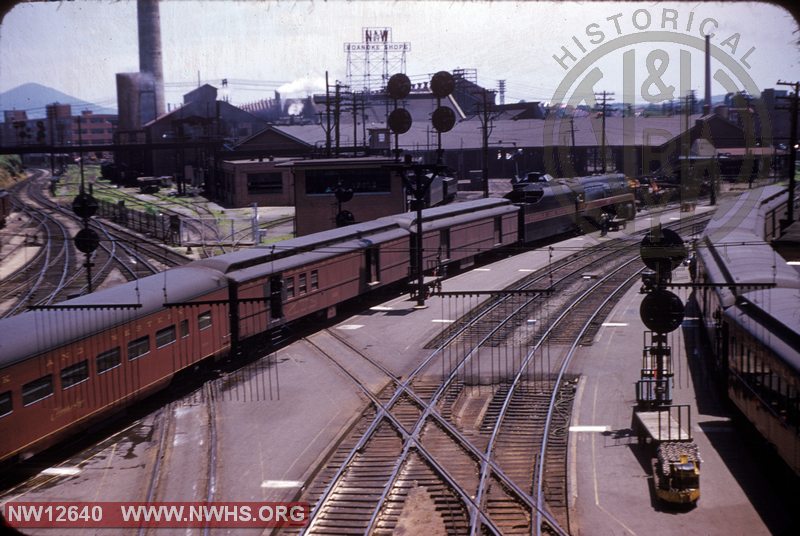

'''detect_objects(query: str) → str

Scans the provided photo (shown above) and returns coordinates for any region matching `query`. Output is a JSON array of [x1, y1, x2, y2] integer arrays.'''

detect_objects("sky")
[[0, 0, 799, 113]]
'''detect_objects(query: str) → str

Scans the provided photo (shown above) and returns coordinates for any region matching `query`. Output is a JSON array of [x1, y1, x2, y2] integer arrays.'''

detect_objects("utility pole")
[[325, 71, 332, 156], [334, 81, 341, 156], [570, 117, 576, 168], [477, 89, 494, 198], [681, 93, 692, 207], [777, 80, 799, 231], [594, 91, 615, 173]]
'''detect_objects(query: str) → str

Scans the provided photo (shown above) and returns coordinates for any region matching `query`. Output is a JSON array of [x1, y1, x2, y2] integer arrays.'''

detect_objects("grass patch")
[[0, 155, 24, 189], [261, 234, 294, 245]]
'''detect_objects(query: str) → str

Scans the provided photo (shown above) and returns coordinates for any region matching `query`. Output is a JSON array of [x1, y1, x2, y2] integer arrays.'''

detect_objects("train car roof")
[[394, 197, 511, 228], [193, 216, 404, 274], [0, 266, 227, 370], [724, 288, 800, 373], [201, 200, 514, 275], [703, 185, 787, 241], [413, 203, 519, 234], [226, 226, 409, 283], [696, 230, 800, 308]]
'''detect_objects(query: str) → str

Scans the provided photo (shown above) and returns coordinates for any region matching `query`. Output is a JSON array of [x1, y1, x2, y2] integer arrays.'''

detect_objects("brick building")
[[278, 157, 405, 236], [219, 156, 297, 207]]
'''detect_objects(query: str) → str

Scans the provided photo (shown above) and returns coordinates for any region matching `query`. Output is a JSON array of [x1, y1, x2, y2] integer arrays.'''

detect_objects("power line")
[[594, 91, 615, 173]]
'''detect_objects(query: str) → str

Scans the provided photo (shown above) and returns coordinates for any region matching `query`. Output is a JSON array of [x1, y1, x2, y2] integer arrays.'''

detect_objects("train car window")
[[299, 273, 307, 294], [285, 277, 295, 299], [156, 325, 177, 348], [311, 270, 319, 290], [521, 190, 544, 203], [22, 375, 53, 406], [61, 361, 89, 389], [247, 172, 283, 194], [180, 319, 190, 338], [198, 311, 212, 330], [97, 347, 121, 373], [494, 217, 502, 244], [128, 336, 151, 360], [305, 168, 391, 194], [0, 391, 11, 417]]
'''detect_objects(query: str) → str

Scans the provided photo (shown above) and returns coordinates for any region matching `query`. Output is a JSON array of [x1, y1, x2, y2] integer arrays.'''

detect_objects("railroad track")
[[0, 171, 76, 315], [297, 326, 563, 534], [0, 171, 190, 316], [292, 213, 710, 535], [137, 382, 219, 536]]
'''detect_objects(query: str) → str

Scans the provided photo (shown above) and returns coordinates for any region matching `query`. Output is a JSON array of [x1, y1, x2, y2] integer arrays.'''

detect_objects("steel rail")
[[301, 280, 539, 535], [363, 213, 711, 534], [361, 271, 585, 534], [4, 177, 72, 313], [530, 213, 711, 534], [304, 241, 642, 535], [533, 261, 644, 535], [321, 328, 568, 528], [301, 338, 505, 536], [202, 382, 219, 536], [467, 255, 642, 535]]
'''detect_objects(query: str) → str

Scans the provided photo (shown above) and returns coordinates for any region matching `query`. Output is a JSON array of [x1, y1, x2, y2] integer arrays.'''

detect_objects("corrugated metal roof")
[[270, 114, 704, 151]]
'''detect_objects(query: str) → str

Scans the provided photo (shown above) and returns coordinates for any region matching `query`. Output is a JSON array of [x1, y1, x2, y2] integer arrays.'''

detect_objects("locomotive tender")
[[0, 174, 635, 464]]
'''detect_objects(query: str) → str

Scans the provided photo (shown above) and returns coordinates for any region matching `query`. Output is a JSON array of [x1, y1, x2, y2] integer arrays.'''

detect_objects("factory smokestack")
[[137, 0, 165, 118], [703, 34, 711, 115]]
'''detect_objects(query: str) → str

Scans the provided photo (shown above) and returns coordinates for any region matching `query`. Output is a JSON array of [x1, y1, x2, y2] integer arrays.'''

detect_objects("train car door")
[[366, 247, 380, 284], [269, 275, 283, 320], [440, 229, 451, 260]]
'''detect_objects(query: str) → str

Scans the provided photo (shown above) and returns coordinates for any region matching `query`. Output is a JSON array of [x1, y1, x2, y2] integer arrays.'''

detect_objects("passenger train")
[[0, 173, 635, 464], [692, 185, 800, 475]]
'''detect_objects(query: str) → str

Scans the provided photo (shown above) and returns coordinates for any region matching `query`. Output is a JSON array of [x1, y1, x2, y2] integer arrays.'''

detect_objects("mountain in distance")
[[0, 83, 117, 119]]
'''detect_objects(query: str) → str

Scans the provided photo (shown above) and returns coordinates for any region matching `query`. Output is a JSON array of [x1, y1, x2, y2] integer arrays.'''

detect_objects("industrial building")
[[143, 84, 267, 181]]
